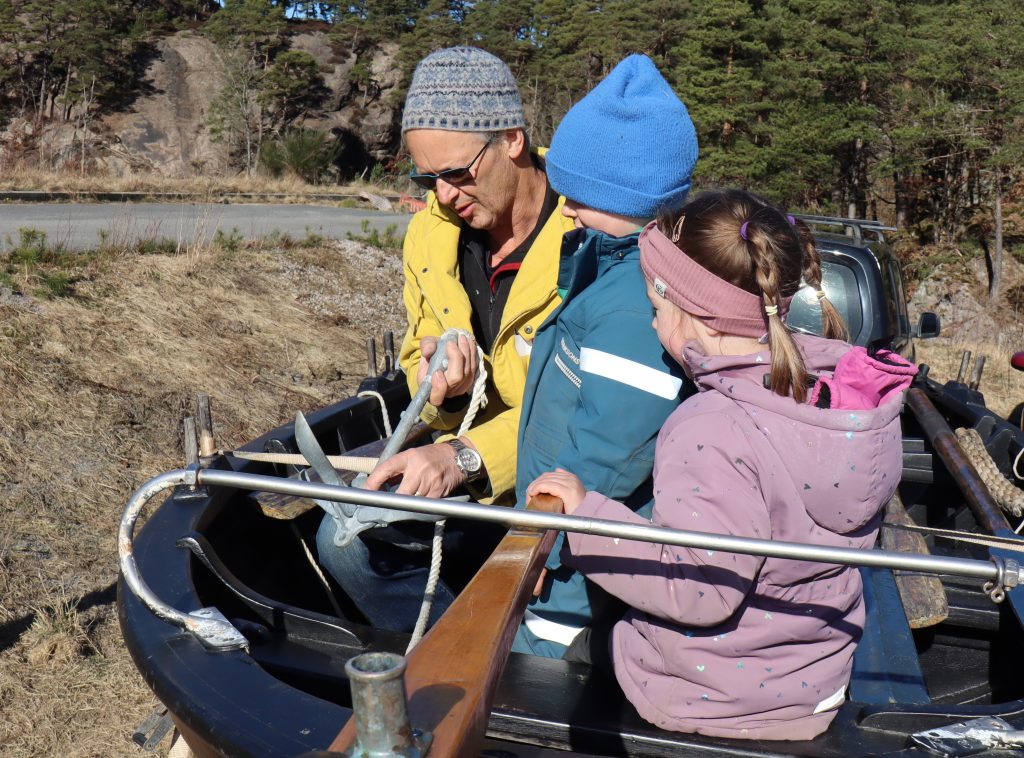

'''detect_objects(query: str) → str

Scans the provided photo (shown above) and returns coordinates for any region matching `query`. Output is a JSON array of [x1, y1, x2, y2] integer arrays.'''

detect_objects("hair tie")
[[786, 214, 796, 226], [671, 214, 685, 243], [764, 304, 779, 317], [739, 221, 750, 241], [815, 289, 827, 300]]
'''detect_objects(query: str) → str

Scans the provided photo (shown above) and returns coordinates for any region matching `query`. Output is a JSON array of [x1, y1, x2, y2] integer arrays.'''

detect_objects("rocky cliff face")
[[0, 30, 402, 178]]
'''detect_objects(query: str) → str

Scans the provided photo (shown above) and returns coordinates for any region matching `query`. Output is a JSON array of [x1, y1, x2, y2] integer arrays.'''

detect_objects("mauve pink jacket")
[[564, 335, 914, 741]]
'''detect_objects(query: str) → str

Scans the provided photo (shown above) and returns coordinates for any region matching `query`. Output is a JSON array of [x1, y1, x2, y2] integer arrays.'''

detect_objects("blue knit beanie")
[[546, 54, 698, 218], [402, 46, 526, 133]]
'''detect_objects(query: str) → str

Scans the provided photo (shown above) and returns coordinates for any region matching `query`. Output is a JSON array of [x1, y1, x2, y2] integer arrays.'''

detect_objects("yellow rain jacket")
[[399, 158, 573, 501]]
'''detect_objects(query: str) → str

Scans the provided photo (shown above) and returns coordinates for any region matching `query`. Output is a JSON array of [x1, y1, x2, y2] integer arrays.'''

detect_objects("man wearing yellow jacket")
[[317, 46, 573, 632]]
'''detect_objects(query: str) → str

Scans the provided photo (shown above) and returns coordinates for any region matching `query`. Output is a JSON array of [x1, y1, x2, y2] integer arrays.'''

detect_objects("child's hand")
[[527, 469, 586, 514]]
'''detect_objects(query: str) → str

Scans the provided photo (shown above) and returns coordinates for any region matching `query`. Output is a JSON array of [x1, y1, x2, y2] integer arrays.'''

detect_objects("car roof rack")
[[792, 214, 896, 244]]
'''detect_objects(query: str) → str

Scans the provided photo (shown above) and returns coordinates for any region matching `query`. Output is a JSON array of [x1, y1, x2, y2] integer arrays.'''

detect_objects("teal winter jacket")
[[514, 228, 692, 656]]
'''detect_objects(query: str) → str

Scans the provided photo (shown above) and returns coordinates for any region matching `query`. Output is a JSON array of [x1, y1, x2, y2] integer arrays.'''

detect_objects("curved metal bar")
[[177, 533, 368, 646], [197, 468, 1024, 593], [118, 468, 248, 652]]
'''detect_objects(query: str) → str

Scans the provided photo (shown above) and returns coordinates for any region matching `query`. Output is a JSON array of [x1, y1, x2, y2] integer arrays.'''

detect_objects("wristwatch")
[[447, 438, 484, 482]]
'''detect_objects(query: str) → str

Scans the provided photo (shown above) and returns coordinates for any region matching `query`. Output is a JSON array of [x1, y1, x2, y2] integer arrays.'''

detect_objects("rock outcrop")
[[0, 29, 403, 179]]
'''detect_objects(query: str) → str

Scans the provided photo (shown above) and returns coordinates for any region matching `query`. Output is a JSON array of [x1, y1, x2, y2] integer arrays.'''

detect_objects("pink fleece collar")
[[639, 221, 790, 339]]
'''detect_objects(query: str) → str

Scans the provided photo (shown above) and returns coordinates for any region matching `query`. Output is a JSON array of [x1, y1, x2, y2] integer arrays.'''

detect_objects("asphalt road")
[[0, 202, 413, 251]]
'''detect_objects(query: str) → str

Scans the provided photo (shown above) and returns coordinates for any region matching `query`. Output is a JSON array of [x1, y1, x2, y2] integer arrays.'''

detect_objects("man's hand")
[[416, 334, 479, 407], [364, 442, 467, 499], [526, 468, 587, 515]]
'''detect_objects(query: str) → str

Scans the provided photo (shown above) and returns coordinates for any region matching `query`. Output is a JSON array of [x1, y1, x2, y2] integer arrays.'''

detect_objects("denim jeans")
[[315, 514, 456, 633]]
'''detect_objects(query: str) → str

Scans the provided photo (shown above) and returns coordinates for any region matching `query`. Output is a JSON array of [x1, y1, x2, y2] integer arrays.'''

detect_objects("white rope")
[[357, 389, 393, 438], [407, 344, 489, 651], [458, 350, 489, 439], [1013, 445, 1024, 482], [407, 519, 446, 654], [290, 522, 346, 620], [882, 521, 1024, 552]]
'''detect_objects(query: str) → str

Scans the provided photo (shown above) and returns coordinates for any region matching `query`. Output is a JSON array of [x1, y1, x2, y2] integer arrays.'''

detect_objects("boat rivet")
[[422, 267, 428, 273], [443, 307, 449, 314], [525, 326, 533, 334]]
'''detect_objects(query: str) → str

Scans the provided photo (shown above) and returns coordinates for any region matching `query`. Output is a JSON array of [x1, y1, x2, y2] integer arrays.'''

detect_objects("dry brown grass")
[[0, 235, 403, 756], [916, 335, 1024, 420], [0, 213, 1021, 757], [0, 166, 406, 201]]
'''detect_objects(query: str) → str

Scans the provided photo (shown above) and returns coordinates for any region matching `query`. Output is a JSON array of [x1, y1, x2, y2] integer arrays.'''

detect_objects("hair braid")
[[744, 217, 809, 403], [794, 219, 848, 341]]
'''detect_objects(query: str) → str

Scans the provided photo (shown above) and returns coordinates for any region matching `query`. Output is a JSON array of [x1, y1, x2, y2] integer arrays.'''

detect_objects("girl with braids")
[[528, 189, 916, 740]]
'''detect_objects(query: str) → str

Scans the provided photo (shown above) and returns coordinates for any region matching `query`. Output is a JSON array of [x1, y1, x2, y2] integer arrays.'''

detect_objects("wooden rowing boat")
[[117, 359, 1024, 757]]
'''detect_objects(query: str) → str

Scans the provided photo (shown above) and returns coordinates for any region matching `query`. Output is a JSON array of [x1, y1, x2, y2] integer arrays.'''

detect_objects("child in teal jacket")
[[513, 54, 699, 658]]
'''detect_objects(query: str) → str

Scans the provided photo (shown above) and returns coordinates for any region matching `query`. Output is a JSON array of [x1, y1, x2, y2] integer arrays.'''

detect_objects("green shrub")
[[300, 226, 325, 248], [213, 227, 244, 253], [37, 271, 72, 298], [346, 219, 401, 250], [9, 227, 54, 265], [260, 129, 340, 184], [136, 238, 179, 255]]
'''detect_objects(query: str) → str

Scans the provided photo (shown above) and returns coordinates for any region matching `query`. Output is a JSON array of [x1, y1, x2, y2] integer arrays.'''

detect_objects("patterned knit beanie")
[[402, 46, 526, 133], [546, 54, 698, 218]]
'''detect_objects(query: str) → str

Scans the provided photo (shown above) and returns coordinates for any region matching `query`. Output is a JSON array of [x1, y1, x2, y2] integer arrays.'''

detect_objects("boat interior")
[[119, 368, 1024, 757]]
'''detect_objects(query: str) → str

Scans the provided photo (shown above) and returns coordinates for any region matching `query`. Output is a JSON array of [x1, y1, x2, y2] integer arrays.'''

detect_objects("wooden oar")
[[881, 491, 949, 628], [327, 493, 562, 756]]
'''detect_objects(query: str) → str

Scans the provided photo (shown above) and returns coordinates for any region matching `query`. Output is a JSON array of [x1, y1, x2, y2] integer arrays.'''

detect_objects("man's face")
[[406, 129, 517, 231]]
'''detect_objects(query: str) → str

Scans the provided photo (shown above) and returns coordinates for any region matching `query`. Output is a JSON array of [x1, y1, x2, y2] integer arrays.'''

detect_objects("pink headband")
[[638, 221, 791, 339]]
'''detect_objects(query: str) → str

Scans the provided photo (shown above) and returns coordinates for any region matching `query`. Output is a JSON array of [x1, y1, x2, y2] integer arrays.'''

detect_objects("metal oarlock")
[[344, 653, 431, 758]]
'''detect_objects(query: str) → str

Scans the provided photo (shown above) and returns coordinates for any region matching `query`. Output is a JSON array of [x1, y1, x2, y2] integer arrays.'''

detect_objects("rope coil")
[[955, 427, 1024, 517]]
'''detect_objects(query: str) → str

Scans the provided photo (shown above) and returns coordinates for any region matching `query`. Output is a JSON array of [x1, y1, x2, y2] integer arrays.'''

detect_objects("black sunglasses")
[[409, 138, 492, 191]]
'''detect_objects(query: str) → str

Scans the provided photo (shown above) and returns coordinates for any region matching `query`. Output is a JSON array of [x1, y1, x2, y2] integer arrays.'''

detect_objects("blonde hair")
[[657, 190, 847, 403]]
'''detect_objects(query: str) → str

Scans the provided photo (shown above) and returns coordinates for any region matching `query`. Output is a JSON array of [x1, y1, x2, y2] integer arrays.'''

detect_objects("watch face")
[[456, 448, 482, 473]]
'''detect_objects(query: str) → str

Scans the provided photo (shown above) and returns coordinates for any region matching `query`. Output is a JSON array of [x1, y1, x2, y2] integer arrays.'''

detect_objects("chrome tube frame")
[[118, 462, 1024, 652], [198, 468, 1024, 594]]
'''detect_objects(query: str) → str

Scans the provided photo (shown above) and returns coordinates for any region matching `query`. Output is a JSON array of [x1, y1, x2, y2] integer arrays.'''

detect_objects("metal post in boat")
[[383, 331, 395, 374], [196, 392, 216, 462], [183, 416, 198, 467], [957, 350, 973, 383], [344, 652, 431, 757], [969, 354, 987, 391], [367, 337, 378, 377]]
